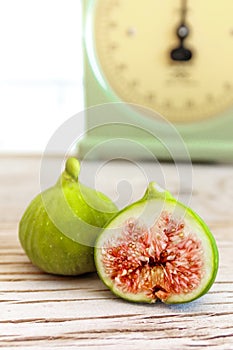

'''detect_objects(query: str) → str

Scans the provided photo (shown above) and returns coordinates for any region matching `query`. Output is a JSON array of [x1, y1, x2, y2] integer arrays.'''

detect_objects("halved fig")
[[95, 183, 219, 304]]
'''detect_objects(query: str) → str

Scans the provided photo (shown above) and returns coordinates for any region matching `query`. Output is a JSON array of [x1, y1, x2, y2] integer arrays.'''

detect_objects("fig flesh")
[[95, 183, 219, 304], [19, 157, 118, 275]]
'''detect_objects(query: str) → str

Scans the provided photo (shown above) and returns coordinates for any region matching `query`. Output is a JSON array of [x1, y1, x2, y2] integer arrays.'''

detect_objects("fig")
[[95, 182, 218, 304], [19, 157, 118, 275]]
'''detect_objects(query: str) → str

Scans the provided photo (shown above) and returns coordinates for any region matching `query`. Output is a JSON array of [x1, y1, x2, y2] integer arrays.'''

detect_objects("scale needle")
[[170, 0, 192, 62]]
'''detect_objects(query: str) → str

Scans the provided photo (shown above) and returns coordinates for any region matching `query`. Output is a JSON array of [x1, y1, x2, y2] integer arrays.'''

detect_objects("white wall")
[[0, 0, 84, 153]]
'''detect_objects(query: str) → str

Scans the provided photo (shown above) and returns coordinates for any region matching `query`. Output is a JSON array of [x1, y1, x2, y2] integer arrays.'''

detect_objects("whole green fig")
[[19, 157, 118, 275]]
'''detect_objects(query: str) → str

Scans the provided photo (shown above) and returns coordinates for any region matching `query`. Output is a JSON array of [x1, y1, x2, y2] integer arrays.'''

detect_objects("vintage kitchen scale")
[[79, 0, 233, 161]]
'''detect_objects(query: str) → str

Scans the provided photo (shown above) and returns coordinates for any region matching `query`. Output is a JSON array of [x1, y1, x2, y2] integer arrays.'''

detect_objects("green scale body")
[[79, 0, 233, 161]]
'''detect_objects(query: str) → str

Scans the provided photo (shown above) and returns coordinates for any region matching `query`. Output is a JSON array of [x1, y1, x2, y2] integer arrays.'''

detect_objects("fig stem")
[[65, 157, 81, 181], [144, 182, 174, 201]]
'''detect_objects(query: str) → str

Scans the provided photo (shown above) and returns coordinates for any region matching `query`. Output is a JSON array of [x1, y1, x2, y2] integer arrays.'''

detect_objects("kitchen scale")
[[79, 0, 233, 161]]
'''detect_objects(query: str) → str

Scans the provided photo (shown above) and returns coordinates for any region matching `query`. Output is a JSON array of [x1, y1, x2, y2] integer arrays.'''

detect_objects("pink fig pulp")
[[94, 183, 218, 304]]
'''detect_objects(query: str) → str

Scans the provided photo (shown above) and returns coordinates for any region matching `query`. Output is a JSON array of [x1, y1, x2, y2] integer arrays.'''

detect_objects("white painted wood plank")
[[0, 156, 233, 349]]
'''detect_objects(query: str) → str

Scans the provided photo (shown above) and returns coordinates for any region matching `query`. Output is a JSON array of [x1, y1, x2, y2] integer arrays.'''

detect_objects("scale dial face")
[[91, 0, 233, 123]]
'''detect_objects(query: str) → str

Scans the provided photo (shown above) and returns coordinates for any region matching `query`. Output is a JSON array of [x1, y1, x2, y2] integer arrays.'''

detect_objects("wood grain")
[[0, 156, 233, 349]]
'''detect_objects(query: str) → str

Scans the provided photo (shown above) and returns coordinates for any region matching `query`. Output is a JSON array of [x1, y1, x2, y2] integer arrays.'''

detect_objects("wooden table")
[[1, 156, 233, 349]]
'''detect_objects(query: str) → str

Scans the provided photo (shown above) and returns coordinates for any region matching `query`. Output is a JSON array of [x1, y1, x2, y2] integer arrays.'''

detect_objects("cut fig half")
[[95, 183, 218, 304]]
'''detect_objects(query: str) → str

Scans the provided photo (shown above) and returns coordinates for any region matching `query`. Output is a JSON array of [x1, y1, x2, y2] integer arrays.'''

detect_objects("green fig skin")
[[19, 158, 118, 276], [95, 182, 219, 304]]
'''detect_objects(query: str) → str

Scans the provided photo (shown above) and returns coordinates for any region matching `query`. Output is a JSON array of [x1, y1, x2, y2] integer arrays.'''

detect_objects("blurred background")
[[0, 0, 84, 153], [1, 1, 232, 162]]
